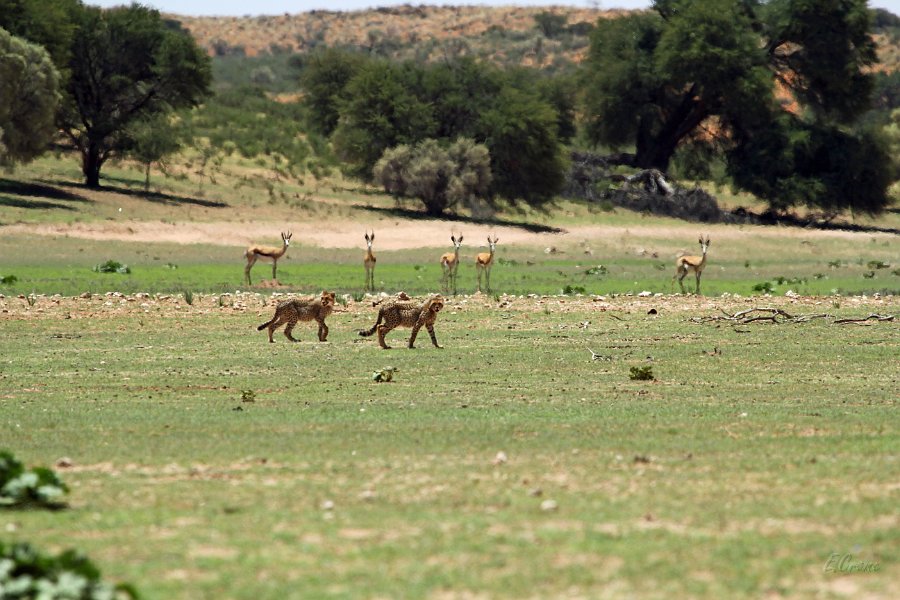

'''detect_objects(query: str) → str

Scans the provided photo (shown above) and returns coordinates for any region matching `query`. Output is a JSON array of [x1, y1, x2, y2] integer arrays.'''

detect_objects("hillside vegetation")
[[176, 5, 617, 68], [174, 4, 900, 72]]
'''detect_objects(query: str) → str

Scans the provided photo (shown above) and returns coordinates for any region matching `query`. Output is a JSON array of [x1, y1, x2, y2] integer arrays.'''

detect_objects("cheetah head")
[[320, 291, 336, 307], [429, 295, 445, 313]]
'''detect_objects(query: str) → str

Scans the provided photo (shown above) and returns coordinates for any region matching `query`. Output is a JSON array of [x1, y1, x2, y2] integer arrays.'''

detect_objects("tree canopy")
[[582, 0, 891, 214], [0, 0, 81, 73], [0, 28, 61, 167]]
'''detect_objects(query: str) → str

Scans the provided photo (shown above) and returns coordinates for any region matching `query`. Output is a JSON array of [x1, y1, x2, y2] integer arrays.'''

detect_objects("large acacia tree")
[[60, 3, 211, 187], [583, 0, 892, 213]]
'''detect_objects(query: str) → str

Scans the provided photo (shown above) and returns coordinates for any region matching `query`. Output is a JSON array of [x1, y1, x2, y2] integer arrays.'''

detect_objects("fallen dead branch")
[[691, 308, 830, 324], [691, 308, 894, 326], [833, 314, 895, 324]]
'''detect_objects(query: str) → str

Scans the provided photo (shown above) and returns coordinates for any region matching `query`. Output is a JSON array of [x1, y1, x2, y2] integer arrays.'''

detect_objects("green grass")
[[0, 234, 897, 298], [0, 294, 896, 599], [1, 153, 898, 598]]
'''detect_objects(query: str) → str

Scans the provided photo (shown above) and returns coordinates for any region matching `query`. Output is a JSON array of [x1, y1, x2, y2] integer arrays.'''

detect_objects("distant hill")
[[171, 5, 630, 69], [169, 4, 900, 73]]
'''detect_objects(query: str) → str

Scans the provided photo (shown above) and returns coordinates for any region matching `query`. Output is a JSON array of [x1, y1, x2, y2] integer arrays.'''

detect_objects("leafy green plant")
[[827, 259, 846, 268], [584, 265, 608, 276], [752, 281, 775, 293], [0, 275, 18, 285], [240, 390, 256, 403], [182, 290, 194, 305], [0, 541, 140, 599], [563, 284, 586, 295], [92, 260, 131, 274], [0, 450, 68, 509], [862, 271, 876, 279], [866, 260, 890, 269], [25, 293, 37, 307], [629, 366, 655, 381]]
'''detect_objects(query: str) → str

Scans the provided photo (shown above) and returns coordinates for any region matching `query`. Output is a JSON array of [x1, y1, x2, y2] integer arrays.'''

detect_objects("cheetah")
[[358, 294, 445, 349], [257, 291, 335, 342]]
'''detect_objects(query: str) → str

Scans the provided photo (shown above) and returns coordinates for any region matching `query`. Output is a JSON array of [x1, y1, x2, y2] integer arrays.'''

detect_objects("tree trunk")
[[82, 142, 103, 188], [634, 87, 709, 173]]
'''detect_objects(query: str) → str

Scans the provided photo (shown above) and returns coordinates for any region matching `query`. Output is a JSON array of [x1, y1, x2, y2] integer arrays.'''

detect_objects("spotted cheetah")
[[257, 291, 335, 342], [358, 294, 445, 349]]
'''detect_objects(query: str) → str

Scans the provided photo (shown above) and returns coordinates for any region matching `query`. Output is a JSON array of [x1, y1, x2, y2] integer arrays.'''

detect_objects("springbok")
[[440, 234, 463, 295], [363, 231, 376, 292], [475, 235, 499, 293], [672, 235, 711, 294], [244, 231, 291, 286]]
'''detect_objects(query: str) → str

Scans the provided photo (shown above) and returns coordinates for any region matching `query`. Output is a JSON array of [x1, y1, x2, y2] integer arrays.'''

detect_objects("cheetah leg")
[[284, 322, 299, 342], [377, 325, 392, 349], [318, 320, 329, 342], [427, 323, 442, 349], [408, 323, 421, 348]]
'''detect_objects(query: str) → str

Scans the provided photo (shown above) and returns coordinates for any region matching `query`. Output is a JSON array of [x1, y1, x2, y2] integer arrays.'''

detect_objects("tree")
[[534, 11, 568, 39], [0, 28, 61, 167], [59, 4, 211, 187], [582, 0, 891, 213], [296, 48, 367, 136], [373, 138, 492, 216], [126, 113, 183, 191], [475, 86, 567, 208], [331, 60, 435, 179], [0, 0, 81, 72]]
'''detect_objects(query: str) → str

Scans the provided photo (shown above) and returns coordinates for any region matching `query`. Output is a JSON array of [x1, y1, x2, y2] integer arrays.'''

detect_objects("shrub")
[[0, 541, 140, 599], [0, 450, 68, 509], [629, 366, 655, 381], [0, 275, 18, 285], [373, 138, 491, 216], [92, 260, 131, 274]]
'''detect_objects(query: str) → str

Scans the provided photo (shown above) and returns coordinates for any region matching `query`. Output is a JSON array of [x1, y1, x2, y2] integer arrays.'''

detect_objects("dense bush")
[[0, 450, 68, 509], [373, 138, 491, 216], [0, 541, 139, 599], [0, 29, 61, 167]]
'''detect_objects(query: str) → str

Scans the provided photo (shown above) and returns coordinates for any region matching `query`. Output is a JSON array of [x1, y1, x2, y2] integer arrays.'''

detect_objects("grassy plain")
[[1, 292, 897, 599], [0, 155, 898, 598]]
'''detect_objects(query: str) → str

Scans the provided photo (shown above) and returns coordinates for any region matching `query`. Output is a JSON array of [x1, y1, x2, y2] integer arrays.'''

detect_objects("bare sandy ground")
[[0, 219, 885, 251]]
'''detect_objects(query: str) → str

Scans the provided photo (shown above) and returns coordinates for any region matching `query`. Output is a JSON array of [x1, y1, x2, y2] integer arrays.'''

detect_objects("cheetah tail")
[[358, 310, 383, 337], [257, 319, 275, 331]]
